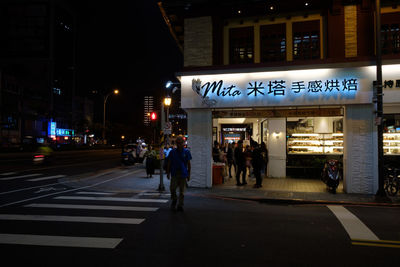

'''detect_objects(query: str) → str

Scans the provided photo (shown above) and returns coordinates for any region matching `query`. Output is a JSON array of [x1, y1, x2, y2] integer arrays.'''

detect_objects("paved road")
[[0, 156, 399, 266]]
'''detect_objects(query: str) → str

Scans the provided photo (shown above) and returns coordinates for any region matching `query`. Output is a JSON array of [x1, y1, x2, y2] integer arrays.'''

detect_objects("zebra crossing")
[[0, 187, 171, 249]]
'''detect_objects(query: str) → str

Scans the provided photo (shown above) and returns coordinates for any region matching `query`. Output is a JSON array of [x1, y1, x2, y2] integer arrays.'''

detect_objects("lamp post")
[[164, 96, 172, 143], [102, 89, 119, 143]]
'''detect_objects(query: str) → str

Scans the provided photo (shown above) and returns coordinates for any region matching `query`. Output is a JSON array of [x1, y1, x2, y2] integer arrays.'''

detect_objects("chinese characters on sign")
[[246, 79, 358, 96], [200, 78, 359, 99], [383, 79, 400, 88]]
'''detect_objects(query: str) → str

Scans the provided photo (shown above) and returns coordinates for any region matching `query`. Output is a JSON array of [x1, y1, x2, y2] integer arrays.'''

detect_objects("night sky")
[[76, 0, 182, 133]]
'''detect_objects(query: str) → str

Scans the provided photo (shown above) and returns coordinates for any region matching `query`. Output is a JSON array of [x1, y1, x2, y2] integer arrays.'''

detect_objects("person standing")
[[144, 145, 156, 178], [226, 143, 234, 178], [260, 142, 268, 177], [251, 142, 263, 188], [167, 136, 192, 212], [234, 140, 246, 186], [212, 141, 220, 162]]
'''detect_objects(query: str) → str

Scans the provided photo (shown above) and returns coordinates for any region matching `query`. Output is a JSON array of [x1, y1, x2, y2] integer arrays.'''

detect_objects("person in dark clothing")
[[260, 141, 268, 177], [251, 142, 264, 188], [144, 145, 156, 178], [226, 143, 234, 178], [234, 140, 246, 186], [212, 141, 220, 162]]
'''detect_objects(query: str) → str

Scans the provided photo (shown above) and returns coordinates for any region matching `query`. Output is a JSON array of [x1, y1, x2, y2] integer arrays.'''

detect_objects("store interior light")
[[332, 133, 344, 136], [383, 133, 400, 136], [292, 133, 319, 137]]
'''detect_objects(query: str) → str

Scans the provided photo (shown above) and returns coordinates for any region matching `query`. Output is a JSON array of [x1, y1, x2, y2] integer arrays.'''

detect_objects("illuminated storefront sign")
[[222, 128, 246, 131], [56, 128, 74, 137], [180, 64, 400, 109], [48, 121, 56, 138]]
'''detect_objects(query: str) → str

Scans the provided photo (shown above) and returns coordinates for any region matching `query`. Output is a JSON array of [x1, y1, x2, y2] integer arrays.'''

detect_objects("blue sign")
[[48, 121, 56, 137]]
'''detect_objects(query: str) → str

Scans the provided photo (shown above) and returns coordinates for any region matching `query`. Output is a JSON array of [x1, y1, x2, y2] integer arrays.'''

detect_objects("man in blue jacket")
[[166, 136, 192, 212]]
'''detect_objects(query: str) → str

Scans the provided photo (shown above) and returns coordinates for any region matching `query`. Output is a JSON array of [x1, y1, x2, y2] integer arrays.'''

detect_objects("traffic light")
[[150, 112, 157, 121]]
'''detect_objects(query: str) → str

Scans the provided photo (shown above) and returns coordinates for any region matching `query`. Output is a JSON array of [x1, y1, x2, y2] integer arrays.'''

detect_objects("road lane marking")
[[75, 191, 114, 195], [0, 172, 17, 176], [0, 173, 42, 181], [27, 175, 66, 182], [352, 239, 400, 249], [328, 205, 379, 240], [0, 233, 122, 249], [25, 203, 159, 211], [0, 169, 142, 208], [0, 214, 145, 224], [54, 196, 168, 203]]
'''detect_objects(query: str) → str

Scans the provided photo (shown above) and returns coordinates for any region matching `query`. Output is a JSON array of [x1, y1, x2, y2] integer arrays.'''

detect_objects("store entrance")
[[211, 108, 344, 193]]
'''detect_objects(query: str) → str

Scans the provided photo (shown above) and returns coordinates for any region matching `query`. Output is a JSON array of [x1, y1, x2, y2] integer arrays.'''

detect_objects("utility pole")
[[158, 102, 165, 192], [374, 0, 387, 199]]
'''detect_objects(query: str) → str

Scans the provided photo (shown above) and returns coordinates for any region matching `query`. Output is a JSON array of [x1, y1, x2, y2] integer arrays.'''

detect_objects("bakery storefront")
[[179, 62, 400, 194]]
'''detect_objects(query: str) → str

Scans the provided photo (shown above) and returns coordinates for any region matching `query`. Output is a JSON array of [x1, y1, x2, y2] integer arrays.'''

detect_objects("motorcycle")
[[321, 159, 341, 193]]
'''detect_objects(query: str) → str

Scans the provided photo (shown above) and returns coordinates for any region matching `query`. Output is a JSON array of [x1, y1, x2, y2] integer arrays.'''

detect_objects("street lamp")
[[103, 89, 119, 142]]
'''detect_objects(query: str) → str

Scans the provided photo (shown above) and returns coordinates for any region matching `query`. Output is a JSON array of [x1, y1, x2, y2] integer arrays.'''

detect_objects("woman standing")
[[144, 145, 156, 178]]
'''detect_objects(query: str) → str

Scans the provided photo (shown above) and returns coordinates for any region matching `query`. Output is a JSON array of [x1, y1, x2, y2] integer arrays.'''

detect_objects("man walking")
[[166, 136, 192, 211]]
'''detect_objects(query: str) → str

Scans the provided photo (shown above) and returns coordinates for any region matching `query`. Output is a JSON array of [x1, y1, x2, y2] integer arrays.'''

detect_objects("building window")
[[229, 27, 254, 64], [260, 23, 286, 62], [381, 13, 400, 55], [293, 20, 320, 60]]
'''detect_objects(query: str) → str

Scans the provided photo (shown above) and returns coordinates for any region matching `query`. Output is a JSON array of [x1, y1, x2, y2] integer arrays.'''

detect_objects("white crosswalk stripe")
[[25, 203, 159, 211], [54, 195, 168, 203], [0, 188, 168, 249], [75, 191, 114, 196], [0, 214, 145, 224], [0, 233, 122, 249]]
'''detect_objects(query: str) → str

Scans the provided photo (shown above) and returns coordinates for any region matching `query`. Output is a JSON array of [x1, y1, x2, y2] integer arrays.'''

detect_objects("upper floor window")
[[229, 27, 254, 64], [381, 13, 400, 55], [293, 20, 320, 60], [260, 23, 286, 62]]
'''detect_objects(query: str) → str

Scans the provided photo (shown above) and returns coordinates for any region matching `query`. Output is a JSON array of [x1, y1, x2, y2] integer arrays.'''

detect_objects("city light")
[[164, 97, 172, 106]]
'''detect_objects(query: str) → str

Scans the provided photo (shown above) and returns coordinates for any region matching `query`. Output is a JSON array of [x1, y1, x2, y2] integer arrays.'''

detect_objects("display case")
[[287, 133, 343, 154], [383, 133, 400, 155]]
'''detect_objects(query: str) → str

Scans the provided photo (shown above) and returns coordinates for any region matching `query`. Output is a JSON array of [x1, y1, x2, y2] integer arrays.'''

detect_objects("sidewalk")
[[70, 166, 400, 207]]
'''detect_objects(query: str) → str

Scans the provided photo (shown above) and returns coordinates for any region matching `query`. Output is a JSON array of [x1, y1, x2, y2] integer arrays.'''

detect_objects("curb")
[[192, 193, 400, 207]]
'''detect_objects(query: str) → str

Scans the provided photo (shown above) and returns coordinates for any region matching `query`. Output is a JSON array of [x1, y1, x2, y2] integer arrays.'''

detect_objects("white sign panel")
[[180, 64, 400, 109]]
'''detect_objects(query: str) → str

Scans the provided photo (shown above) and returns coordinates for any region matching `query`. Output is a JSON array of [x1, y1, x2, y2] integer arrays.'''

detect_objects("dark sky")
[[75, 0, 182, 128]]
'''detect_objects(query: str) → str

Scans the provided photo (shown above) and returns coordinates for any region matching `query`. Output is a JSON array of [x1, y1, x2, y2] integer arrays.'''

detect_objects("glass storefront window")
[[383, 114, 400, 155], [287, 117, 343, 155]]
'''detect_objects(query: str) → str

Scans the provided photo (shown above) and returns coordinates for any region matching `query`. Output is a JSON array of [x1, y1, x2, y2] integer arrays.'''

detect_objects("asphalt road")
[[0, 151, 399, 266]]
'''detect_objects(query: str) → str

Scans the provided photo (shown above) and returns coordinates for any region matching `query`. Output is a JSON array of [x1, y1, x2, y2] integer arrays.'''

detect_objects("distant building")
[[0, 0, 91, 149], [144, 95, 154, 126]]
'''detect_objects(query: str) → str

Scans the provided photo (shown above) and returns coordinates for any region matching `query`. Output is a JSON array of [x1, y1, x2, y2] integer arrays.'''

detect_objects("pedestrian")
[[245, 145, 253, 177], [251, 142, 263, 188], [212, 141, 220, 162], [260, 142, 268, 177], [226, 143, 234, 178], [144, 145, 156, 178], [234, 140, 247, 186], [167, 136, 192, 212]]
